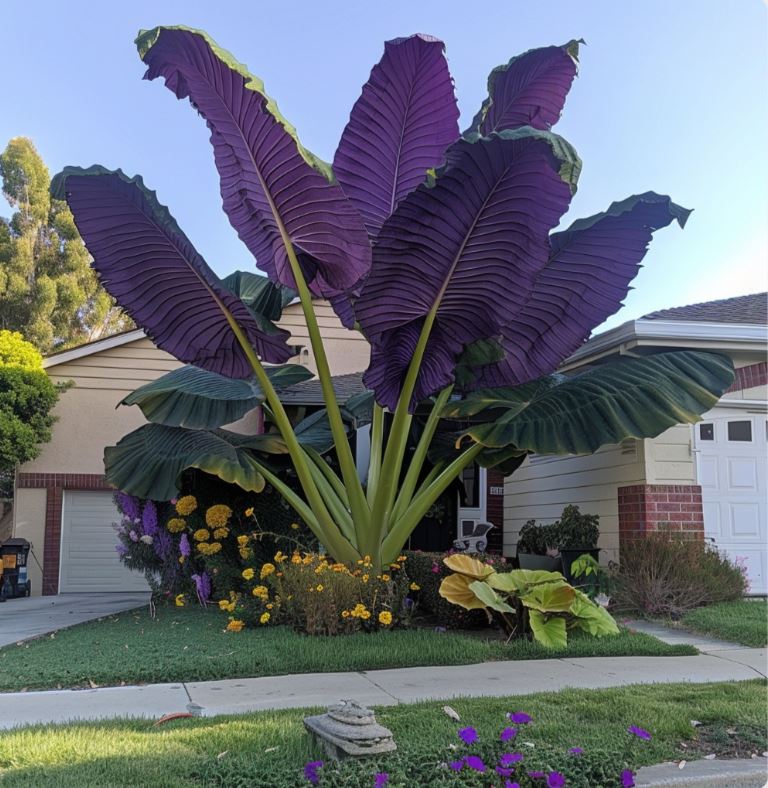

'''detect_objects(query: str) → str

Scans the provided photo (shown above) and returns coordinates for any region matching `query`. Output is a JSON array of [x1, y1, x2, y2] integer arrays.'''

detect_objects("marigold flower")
[[291, 552, 302, 564], [274, 550, 286, 563], [242, 568, 255, 581], [378, 611, 392, 626], [205, 504, 232, 528], [166, 517, 186, 533], [244, 507, 254, 517], [237, 534, 249, 546], [218, 599, 236, 612], [193, 528, 210, 542], [226, 619, 245, 632], [390, 563, 400, 571], [341, 610, 350, 618], [409, 582, 421, 591], [239, 547, 252, 560], [174, 594, 185, 607], [213, 527, 229, 539], [175, 495, 197, 516], [260, 563, 276, 579], [316, 584, 324, 592], [252, 585, 268, 600], [362, 574, 369, 583], [259, 612, 270, 624], [208, 542, 222, 555], [380, 574, 390, 582], [361, 610, 371, 620], [397, 555, 407, 562], [266, 603, 273, 610]]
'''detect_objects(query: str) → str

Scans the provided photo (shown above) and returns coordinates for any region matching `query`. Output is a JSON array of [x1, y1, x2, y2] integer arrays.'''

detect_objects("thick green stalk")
[[303, 446, 350, 509], [381, 442, 483, 563], [302, 457, 356, 541], [365, 404, 384, 506], [390, 385, 453, 524]]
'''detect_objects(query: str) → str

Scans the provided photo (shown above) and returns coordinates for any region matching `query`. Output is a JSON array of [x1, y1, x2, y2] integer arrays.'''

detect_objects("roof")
[[277, 372, 366, 406], [642, 292, 767, 325]]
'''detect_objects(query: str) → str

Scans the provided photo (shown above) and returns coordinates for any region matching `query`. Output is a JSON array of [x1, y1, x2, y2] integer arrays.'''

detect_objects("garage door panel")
[[60, 491, 150, 593], [726, 457, 758, 491], [729, 502, 761, 540]]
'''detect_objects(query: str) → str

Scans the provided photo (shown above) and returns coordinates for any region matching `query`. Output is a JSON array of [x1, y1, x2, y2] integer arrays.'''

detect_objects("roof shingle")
[[642, 292, 766, 325]]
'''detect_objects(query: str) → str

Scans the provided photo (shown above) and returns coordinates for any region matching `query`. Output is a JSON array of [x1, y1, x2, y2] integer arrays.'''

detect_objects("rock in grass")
[[304, 700, 396, 760]]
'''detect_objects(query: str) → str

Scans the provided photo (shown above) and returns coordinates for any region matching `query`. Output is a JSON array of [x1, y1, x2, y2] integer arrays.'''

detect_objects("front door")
[[694, 407, 767, 595], [457, 463, 487, 543]]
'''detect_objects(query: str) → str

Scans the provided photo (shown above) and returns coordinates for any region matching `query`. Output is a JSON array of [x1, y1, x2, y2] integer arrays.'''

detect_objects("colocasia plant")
[[53, 28, 734, 570]]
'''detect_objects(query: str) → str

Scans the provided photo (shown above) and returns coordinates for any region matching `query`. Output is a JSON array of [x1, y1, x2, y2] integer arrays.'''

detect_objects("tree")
[[0, 330, 61, 475], [54, 28, 734, 569], [0, 137, 129, 352]]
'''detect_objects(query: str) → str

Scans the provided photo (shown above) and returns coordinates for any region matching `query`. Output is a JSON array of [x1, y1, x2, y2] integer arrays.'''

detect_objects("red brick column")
[[618, 484, 704, 559], [727, 361, 767, 393], [485, 469, 505, 554]]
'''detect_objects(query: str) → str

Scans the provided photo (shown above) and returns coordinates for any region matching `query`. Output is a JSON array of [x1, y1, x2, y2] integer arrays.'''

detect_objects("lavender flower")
[[116, 492, 140, 521], [508, 711, 532, 724], [547, 772, 565, 787], [500, 726, 517, 742], [153, 528, 173, 560], [464, 755, 486, 772], [303, 760, 323, 785], [621, 769, 635, 787], [128, 530, 139, 542], [179, 533, 191, 558], [628, 725, 652, 740], [142, 500, 158, 536], [115, 545, 128, 558], [192, 572, 212, 605], [458, 726, 478, 745]]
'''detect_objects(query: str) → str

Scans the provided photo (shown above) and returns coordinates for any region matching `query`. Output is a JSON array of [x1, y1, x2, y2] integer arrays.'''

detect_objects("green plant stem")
[[390, 385, 453, 525], [365, 404, 384, 506], [301, 456, 355, 541], [302, 446, 350, 509], [381, 442, 483, 563]]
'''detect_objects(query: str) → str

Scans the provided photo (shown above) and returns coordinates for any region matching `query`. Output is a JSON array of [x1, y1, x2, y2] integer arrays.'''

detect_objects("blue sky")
[[3, 0, 766, 331]]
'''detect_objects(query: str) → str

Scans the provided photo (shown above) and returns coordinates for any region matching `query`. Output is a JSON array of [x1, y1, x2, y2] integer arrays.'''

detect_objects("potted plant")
[[516, 519, 562, 572], [555, 505, 600, 585]]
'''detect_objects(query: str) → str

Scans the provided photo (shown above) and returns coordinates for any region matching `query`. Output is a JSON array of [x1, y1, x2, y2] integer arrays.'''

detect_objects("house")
[[12, 300, 370, 596], [503, 293, 768, 594]]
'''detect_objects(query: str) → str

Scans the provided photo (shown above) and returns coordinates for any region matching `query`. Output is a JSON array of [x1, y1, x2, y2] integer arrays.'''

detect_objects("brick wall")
[[727, 361, 767, 393], [16, 473, 112, 595], [485, 469, 505, 554], [618, 483, 704, 558]]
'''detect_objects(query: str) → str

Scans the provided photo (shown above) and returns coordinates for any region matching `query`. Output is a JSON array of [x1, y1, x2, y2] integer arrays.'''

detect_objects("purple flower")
[[128, 530, 139, 542], [142, 500, 158, 536], [192, 572, 212, 605], [464, 755, 486, 772], [458, 726, 478, 745], [496, 766, 515, 777], [628, 725, 652, 740], [116, 492, 141, 521], [115, 545, 128, 557], [500, 753, 523, 766], [568, 747, 583, 755], [528, 771, 546, 780], [505, 783, 521, 788], [153, 528, 173, 560], [403, 597, 414, 609], [179, 533, 191, 558], [374, 773, 389, 787], [500, 726, 517, 742], [448, 760, 464, 771], [508, 711, 532, 724], [303, 760, 323, 785], [621, 769, 635, 787], [547, 772, 565, 787]]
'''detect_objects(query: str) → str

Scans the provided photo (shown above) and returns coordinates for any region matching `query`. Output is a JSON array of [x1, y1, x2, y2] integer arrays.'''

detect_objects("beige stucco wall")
[[13, 488, 47, 594]]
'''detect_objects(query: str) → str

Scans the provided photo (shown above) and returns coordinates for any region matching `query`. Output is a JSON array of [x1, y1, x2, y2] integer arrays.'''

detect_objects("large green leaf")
[[221, 270, 295, 322], [528, 611, 567, 649], [444, 351, 734, 454], [428, 430, 528, 475], [520, 581, 576, 613], [468, 580, 516, 614], [120, 364, 314, 429], [105, 424, 287, 500], [488, 569, 565, 593], [439, 573, 488, 611], [569, 590, 620, 637]]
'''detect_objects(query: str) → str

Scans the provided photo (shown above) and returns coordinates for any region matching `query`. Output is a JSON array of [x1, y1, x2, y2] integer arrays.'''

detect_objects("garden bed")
[[679, 599, 767, 647], [0, 681, 764, 786], [0, 607, 695, 692]]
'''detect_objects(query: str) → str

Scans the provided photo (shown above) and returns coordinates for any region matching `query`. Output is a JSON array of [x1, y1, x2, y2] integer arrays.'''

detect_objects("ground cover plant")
[[52, 27, 735, 572], [0, 681, 763, 786], [681, 599, 767, 647], [0, 607, 694, 692]]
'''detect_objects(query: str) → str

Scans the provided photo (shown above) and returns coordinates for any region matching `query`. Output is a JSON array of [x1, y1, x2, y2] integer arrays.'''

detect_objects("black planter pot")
[[516, 552, 562, 572], [559, 547, 600, 585]]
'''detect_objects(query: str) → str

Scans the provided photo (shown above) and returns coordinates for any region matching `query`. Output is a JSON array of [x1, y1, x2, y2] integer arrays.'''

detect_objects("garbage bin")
[[0, 538, 31, 599]]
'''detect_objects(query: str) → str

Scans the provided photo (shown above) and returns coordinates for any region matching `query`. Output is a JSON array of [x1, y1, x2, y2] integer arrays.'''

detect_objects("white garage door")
[[695, 407, 767, 595], [60, 491, 150, 593]]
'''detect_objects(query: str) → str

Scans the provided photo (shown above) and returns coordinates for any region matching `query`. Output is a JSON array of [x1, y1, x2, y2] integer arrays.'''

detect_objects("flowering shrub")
[[222, 551, 417, 635]]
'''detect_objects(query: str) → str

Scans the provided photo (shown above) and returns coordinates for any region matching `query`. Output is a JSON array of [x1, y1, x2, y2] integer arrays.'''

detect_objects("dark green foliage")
[[612, 534, 748, 617], [556, 504, 599, 548], [516, 519, 559, 555]]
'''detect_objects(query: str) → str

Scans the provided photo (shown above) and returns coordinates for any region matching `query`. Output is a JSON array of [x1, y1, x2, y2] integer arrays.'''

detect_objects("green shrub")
[[612, 534, 747, 617], [556, 504, 600, 549], [516, 519, 558, 555]]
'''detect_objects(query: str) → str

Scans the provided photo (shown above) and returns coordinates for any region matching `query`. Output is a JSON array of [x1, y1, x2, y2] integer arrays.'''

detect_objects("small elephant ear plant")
[[439, 554, 618, 649], [52, 27, 734, 570]]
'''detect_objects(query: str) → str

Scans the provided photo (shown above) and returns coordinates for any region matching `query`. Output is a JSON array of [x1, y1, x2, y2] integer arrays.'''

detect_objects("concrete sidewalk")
[[2, 648, 765, 730]]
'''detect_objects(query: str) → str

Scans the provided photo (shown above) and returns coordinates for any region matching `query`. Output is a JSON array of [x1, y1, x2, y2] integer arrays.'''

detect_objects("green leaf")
[[221, 270, 295, 322], [120, 364, 314, 429], [520, 581, 576, 613], [569, 590, 619, 637], [488, 569, 566, 593], [468, 580, 516, 613], [427, 430, 528, 474], [453, 338, 505, 389], [445, 351, 734, 454], [528, 610, 568, 649], [105, 424, 288, 500], [439, 573, 488, 610]]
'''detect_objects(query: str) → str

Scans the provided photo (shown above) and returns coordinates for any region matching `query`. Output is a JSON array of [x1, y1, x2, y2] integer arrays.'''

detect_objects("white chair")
[[453, 522, 495, 553]]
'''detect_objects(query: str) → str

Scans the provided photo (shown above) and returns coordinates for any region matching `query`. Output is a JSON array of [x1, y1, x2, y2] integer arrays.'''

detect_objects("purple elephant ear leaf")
[[471, 192, 692, 389], [137, 26, 371, 296], [50, 166, 293, 377], [356, 129, 579, 411], [334, 34, 460, 237], [465, 40, 581, 136]]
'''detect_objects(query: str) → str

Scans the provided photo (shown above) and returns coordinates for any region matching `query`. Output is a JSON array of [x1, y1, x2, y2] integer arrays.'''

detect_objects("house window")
[[460, 464, 480, 509], [727, 420, 752, 442], [699, 423, 714, 441]]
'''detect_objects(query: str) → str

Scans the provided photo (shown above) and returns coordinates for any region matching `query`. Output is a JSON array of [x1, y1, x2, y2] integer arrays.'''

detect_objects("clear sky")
[[3, 0, 767, 331]]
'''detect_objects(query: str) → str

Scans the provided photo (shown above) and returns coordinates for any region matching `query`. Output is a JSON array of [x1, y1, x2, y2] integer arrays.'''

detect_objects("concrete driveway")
[[0, 593, 149, 648]]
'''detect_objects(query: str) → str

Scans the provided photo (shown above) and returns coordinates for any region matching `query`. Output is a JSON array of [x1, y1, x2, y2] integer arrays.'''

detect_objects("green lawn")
[[0, 607, 695, 692], [0, 681, 764, 787], [681, 599, 767, 647]]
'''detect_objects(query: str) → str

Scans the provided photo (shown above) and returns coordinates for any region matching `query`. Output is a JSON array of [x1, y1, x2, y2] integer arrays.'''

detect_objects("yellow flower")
[[380, 574, 391, 582], [179, 556, 185, 564], [274, 551, 286, 563], [213, 527, 229, 539], [266, 603, 274, 610], [174, 594, 185, 607], [244, 507, 254, 517], [331, 563, 346, 573], [290, 522, 300, 530], [409, 582, 421, 591], [378, 611, 393, 626], [291, 552, 302, 564], [260, 563, 276, 579], [166, 517, 186, 533], [397, 555, 407, 562], [362, 574, 369, 583], [390, 563, 401, 571], [193, 528, 211, 542], [242, 568, 255, 581], [208, 542, 222, 555], [175, 495, 197, 516], [239, 547, 252, 560], [361, 609, 371, 620], [205, 504, 232, 528], [252, 585, 268, 600], [259, 612, 271, 625], [316, 584, 324, 592], [341, 610, 350, 619], [237, 535, 250, 546], [226, 619, 245, 632], [218, 599, 236, 613]]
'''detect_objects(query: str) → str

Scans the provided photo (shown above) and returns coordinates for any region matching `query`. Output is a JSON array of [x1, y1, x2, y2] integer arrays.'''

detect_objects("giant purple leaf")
[[465, 40, 581, 137], [471, 193, 692, 389], [333, 34, 460, 237], [137, 26, 371, 296], [51, 166, 293, 377], [356, 129, 580, 410]]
